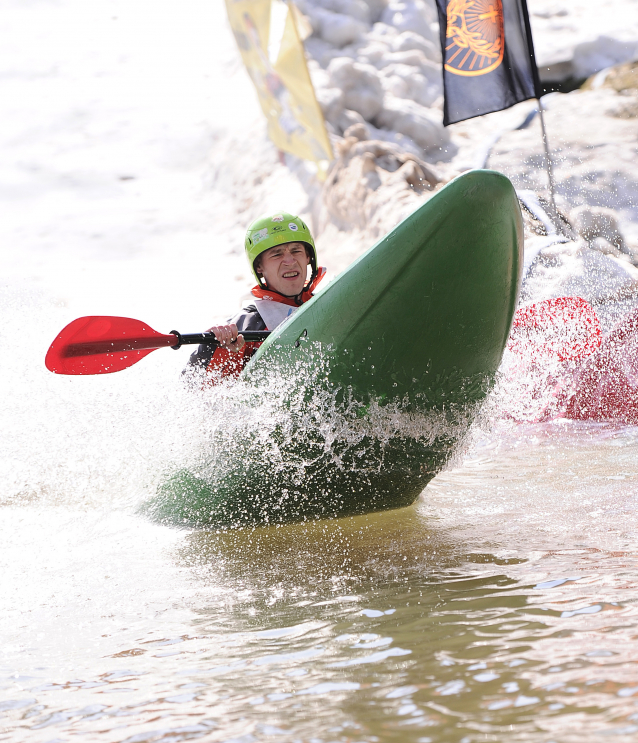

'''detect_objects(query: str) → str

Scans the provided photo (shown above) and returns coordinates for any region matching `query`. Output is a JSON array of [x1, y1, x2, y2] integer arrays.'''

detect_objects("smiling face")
[[255, 241, 311, 296]]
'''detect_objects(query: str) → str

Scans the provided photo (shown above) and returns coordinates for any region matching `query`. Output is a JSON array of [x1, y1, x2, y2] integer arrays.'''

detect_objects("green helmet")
[[245, 212, 317, 287]]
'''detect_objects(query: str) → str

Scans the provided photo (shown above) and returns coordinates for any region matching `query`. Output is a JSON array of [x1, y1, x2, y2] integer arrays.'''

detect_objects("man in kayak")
[[186, 211, 326, 380]]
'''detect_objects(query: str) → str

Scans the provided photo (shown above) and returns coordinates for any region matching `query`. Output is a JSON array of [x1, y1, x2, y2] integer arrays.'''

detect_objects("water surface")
[[3, 421, 638, 742]]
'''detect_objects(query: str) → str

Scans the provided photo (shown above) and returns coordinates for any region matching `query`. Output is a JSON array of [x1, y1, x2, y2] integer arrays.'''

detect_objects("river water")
[[4, 1, 638, 741], [3, 390, 638, 742], [3, 293, 638, 741]]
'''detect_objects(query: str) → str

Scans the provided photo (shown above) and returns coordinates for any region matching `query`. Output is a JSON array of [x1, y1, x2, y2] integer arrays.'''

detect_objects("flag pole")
[[537, 99, 558, 219], [519, 0, 561, 226]]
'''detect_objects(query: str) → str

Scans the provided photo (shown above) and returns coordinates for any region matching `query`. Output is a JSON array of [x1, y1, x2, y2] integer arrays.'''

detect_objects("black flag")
[[435, 0, 542, 126]]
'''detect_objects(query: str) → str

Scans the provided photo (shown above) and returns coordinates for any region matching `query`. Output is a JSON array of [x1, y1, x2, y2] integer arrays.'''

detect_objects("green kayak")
[[149, 170, 523, 527]]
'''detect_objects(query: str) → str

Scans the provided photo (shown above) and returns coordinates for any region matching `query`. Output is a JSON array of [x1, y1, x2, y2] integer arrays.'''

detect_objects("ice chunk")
[[572, 36, 638, 80], [304, 36, 338, 65], [360, 0, 390, 24], [307, 60, 331, 89], [375, 96, 447, 152], [572, 206, 628, 254], [344, 86, 384, 120], [311, 7, 370, 47], [328, 58, 383, 119], [315, 0, 372, 24], [392, 30, 440, 62], [588, 237, 633, 264], [340, 119, 424, 157], [338, 108, 367, 132], [354, 40, 392, 65], [315, 86, 346, 123], [364, 123, 423, 158], [380, 64, 440, 107], [376, 50, 441, 82], [371, 21, 399, 38], [380, 0, 437, 42]]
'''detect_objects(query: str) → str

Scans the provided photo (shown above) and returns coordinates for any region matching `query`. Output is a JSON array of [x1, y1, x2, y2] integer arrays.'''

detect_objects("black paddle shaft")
[[170, 330, 271, 349]]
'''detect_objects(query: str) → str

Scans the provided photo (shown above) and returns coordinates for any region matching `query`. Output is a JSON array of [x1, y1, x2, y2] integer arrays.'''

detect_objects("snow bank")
[[319, 122, 440, 237], [301, 0, 638, 174], [3, 0, 638, 334], [299, 0, 450, 162], [529, 0, 638, 81], [572, 36, 638, 81]]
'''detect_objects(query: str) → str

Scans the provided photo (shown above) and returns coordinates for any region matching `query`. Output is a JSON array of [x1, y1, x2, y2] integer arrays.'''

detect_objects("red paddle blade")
[[45, 316, 178, 375], [508, 296, 602, 362]]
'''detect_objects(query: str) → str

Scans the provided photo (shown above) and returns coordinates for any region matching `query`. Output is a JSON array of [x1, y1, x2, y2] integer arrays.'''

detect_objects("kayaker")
[[186, 211, 326, 380]]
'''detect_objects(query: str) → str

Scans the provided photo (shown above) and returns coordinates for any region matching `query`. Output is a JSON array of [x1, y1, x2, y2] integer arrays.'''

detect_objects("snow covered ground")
[[530, 0, 638, 81], [1, 0, 638, 330], [1, 0, 268, 332], [299, 0, 638, 157]]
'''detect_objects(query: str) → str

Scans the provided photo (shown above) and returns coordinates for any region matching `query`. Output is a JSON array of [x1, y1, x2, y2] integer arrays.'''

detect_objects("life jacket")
[[202, 268, 326, 383]]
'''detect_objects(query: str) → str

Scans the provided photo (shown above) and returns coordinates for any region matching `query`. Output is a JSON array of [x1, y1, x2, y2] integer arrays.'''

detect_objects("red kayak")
[[506, 299, 638, 425], [564, 308, 638, 424]]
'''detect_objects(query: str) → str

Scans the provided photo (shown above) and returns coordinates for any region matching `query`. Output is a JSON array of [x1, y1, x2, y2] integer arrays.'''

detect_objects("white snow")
[[1, 0, 638, 351], [529, 0, 638, 79], [1, 0, 265, 330]]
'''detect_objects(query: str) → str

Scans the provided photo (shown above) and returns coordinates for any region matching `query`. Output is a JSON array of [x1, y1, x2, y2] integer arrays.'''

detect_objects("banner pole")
[[519, 0, 564, 230], [536, 98, 558, 220]]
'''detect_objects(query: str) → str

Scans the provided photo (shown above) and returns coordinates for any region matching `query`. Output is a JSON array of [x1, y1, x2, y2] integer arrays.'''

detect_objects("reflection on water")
[[3, 422, 638, 742]]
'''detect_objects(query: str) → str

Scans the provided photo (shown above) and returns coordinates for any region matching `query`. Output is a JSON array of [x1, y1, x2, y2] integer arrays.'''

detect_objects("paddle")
[[47, 297, 601, 376], [45, 316, 270, 375], [507, 296, 602, 363]]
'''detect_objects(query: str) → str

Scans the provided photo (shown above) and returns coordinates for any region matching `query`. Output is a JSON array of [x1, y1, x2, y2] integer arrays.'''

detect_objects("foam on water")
[[0, 286, 198, 512], [146, 350, 482, 527], [489, 348, 580, 423]]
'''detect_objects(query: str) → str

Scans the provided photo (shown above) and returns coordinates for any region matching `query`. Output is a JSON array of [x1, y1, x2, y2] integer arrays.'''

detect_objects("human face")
[[256, 241, 311, 296]]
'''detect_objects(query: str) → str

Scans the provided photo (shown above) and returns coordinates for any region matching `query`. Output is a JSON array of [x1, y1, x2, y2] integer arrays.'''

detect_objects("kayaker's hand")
[[208, 323, 245, 353]]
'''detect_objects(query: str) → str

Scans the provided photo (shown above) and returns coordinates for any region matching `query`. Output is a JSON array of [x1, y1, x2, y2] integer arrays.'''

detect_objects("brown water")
[[3, 0, 638, 739], [3, 420, 638, 743]]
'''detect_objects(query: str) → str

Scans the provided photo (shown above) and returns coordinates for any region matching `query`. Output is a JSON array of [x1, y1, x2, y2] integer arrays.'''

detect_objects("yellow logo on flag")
[[445, 0, 504, 77]]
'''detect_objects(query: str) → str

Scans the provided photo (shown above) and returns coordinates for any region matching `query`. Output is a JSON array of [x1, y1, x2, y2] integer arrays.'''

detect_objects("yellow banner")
[[225, 0, 333, 167]]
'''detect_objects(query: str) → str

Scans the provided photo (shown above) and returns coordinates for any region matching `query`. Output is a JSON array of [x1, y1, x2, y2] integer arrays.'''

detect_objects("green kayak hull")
[[150, 170, 523, 527]]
